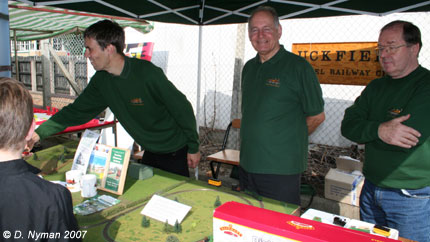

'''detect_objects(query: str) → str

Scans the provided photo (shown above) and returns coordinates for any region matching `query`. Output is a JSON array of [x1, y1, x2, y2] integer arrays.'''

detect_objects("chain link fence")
[[12, 12, 430, 155], [153, 12, 430, 154], [283, 13, 430, 148], [12, 33, 87, 108]]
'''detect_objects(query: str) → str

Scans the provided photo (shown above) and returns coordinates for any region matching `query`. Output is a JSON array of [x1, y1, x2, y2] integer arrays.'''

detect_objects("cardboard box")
[[325, 156, 364, 206], [213, 201, 399, 242]]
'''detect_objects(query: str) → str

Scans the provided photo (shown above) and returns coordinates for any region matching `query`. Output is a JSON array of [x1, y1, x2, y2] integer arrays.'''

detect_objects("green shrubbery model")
[[214, 196, 222, 208], [141, 216, 150, 228]]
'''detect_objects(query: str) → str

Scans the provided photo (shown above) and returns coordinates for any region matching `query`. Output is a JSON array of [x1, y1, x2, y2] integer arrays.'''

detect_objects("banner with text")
[[292, 42, 384, 86]]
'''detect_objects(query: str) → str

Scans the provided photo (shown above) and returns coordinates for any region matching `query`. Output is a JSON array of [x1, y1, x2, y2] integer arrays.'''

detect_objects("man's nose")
[[378, 47, 393, 58], [257, 30, 264, 38]]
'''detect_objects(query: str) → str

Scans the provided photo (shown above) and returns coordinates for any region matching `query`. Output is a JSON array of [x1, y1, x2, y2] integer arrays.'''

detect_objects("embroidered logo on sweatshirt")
[[265, 78, 280, 87], [388, 108, 402, 118], [130, 98, 144, 106]]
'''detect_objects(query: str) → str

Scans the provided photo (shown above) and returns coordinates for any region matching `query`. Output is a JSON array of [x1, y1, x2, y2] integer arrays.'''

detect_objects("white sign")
[[140, 195, 191, 226]]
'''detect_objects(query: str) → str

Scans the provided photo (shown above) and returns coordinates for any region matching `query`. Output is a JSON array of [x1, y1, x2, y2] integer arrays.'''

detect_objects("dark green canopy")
[[15, 0, 430, 25]]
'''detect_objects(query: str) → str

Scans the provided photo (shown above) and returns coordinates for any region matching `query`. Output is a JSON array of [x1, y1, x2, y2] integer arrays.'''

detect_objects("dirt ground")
[[198, 143, 364, 197]]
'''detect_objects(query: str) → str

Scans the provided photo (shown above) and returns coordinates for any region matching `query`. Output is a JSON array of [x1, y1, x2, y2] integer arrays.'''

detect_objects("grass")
[[27, 142, 299, 242]]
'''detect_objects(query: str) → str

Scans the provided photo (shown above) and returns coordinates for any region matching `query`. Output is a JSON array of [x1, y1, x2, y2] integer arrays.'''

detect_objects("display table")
[[25, 142, 417, 242], [26, 142, 299, 242]]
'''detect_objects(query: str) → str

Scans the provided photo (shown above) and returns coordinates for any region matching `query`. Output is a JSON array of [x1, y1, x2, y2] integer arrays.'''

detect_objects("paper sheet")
[[140, 195, 191, 226]]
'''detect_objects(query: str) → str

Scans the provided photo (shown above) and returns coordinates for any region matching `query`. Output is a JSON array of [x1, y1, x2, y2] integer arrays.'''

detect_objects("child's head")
[[0, 77, 34, 152]]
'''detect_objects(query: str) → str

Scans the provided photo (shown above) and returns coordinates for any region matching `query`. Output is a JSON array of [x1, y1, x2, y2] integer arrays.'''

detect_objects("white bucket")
[[65, 169, 83, 192], [80, 174, 97, 198]]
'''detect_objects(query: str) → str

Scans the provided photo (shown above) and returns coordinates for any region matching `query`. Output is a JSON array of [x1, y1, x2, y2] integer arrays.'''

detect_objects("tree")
[[165, 235, 180, 242], [174, 219, 182, 233], [214, 196, 222, 208], [59, 153, 65, 163], [164, 220, 170, 233], [141, 216, 150, 228]]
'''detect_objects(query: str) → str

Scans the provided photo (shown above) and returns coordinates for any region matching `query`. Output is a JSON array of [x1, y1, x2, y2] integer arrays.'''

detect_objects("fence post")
[[30, 57, 37, 92], [41, 40, 51, 107], [69, 57, 76, 96]]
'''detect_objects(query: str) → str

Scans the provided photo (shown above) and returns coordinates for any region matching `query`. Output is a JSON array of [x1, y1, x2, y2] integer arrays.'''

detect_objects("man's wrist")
[[33, 132, 41, 142]]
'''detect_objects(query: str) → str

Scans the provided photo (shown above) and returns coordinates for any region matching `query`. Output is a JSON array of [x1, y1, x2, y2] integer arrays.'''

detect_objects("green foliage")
[[164, 220, 169, 233], [214, 195, 222, 208], [165, 235, 180, 242], [58, 145, 72, 163], [141, 216, 150, 228], [59, 153, 65, 163], [174, 219, 182, 233], [191, 221, 197, 229]]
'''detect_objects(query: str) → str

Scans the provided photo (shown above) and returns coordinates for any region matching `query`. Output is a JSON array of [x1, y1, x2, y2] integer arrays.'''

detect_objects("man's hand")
[[23, 132, 40, 157], [378, 114, 421, 148], [187, 152, 201, 168]]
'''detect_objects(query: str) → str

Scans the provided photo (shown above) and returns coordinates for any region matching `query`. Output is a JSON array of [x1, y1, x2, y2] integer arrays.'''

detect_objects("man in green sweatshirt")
[[239, 6, 325, 206], [28, 20, 200, 177], [341, 20, 430, 242]]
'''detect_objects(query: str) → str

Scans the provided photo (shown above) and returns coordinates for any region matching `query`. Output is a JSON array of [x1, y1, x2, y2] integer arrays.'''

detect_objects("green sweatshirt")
[[36, 57, 199, 154], [341, 66, 430, 189], [240, 46, 324, 175]]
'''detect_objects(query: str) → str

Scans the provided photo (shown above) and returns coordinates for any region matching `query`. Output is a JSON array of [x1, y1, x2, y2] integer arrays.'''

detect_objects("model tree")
[[59, 152, 65, 163], [165, 235, 180, 242], [141, 216, 150, 228], [214, 196, 222, 208], [174, 219, 182, 233], [59, 146, 70, 163], [164, 220, 170, 233]]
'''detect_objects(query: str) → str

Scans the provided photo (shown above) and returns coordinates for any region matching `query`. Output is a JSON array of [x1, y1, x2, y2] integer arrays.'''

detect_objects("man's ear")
[[107, 44, 117, 54], [25, 120, 36, 142], [411, 43, 420, 57], [278, 24, 282, 38]]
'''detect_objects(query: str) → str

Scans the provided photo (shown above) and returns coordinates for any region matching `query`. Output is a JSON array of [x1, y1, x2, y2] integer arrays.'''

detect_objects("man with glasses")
[[341, 20, 430, 242]]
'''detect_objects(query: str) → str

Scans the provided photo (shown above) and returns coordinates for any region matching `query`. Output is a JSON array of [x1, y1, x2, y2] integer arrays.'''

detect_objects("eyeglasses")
[[376, 44, 409, 56]]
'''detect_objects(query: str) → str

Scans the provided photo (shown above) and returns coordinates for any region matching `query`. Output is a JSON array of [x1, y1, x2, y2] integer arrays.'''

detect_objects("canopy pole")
[[196, 25, 202, 134], [196, 0, 205, 133]]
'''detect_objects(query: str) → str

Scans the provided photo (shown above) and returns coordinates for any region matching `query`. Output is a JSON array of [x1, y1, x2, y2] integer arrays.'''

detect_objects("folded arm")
[[306, 112, 325, 135]]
